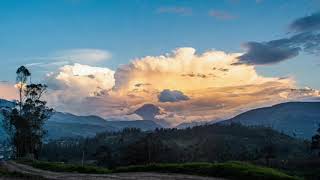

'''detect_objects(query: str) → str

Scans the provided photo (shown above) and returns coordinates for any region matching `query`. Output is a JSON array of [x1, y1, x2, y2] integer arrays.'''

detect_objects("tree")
[[3, 66, 52, 159], [94, 145, 114, 168], [16, 66, 31, 114], [262, 144, 276, 166], [311, 125, 320, 157]]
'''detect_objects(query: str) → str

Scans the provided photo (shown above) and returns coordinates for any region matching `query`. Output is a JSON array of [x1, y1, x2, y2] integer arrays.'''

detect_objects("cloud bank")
[[21, 47, 317, 126]]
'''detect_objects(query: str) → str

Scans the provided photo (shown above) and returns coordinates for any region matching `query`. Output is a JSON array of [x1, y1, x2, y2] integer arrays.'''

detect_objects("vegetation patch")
[[0, 166, 46, 179], [114, 161, 301, 180], [19, 160, 301, 180], [19, 160, 111, 174]]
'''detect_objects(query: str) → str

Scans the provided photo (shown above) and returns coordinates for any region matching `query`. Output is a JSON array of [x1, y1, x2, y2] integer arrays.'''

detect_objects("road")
[[1, 161, 226, 180]]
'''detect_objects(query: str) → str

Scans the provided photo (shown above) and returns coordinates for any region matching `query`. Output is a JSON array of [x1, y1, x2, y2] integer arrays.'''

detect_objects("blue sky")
[[0, 0, 319, 87], [1, 0, 320, 123]]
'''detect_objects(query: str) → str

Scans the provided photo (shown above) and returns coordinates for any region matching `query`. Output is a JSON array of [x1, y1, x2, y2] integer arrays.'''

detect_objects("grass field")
[[0, 165, 46, 179], [19, 160, 302, 180], [18, 160, 111, 174]]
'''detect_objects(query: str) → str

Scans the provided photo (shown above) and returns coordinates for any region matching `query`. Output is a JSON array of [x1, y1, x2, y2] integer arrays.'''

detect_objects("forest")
[[40, 124, 319, 170]]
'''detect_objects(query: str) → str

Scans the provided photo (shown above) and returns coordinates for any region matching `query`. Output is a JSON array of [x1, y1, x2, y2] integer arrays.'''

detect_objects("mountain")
[[43, 113, 163, 139], [0, 99, 15, 142], [0, 99, 163, 140], [0, 99, 15, 108], [219, 102, 320, 139], [133, 104, 171, 128], [134, 104, 162, 120], [45, 112, 116, 139]]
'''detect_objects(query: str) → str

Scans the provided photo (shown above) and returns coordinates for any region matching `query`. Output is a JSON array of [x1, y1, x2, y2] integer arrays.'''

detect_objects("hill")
[[133, 104, 172, 128], [41, 124, 309, 167], [219, 102, 320, 139], [0, 99, 163, 140]]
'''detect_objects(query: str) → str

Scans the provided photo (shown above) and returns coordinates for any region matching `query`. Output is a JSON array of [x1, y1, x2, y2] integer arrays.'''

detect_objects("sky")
[[1, 0, 320, 126]]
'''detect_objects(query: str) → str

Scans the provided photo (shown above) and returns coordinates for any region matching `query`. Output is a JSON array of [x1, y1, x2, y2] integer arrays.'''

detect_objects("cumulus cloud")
[[39, 47, 316, 126], [158, 89, 190, 102], [114, 47, 281, 93], [44, 63, 115, 111], [238, 12, 320, 65], [3, 47, 315, 126]]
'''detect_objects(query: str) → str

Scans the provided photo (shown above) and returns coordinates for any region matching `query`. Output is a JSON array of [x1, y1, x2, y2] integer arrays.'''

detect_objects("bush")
[[0, 166, 45, 179], [19, 160, 301, 180], [113, 161, 301, 180], [19, 160, 111, 174]]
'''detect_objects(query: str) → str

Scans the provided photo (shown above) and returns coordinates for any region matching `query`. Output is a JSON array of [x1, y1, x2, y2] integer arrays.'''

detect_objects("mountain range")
[[1, 98, 320, 140], [0, 99, 162, 141]]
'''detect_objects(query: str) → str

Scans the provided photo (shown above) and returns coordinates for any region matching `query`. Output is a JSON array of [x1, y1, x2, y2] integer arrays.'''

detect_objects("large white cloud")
[[2, 47, 319, 126], [44, 63, 116, 113], [114, 48, 292, 93], [46, 63, 115, 94]]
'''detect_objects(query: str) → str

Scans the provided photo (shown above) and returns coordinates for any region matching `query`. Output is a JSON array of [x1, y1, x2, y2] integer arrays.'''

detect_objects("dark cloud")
[[290, 12, 320, 32], [87, 75, 95, 79], [134, 83, 151, 87], [181, 73, 216, 78], [237, 42, 300, 65], [238, 12, 320, 65], [158, 89, 190, 102]]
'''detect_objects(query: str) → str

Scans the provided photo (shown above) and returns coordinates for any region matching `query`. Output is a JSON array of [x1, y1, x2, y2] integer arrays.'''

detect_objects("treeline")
[[40, 124, 311, 168]]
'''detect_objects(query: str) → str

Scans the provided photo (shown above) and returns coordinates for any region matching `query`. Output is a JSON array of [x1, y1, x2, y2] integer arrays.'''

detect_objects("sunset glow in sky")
[[1, 0, 320, 126]]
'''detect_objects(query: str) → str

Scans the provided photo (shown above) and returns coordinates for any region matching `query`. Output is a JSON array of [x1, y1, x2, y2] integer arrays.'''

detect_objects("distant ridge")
[[219, 102, 320, 139], [133, 104, 171, 128], [0, 99, 163, 140]]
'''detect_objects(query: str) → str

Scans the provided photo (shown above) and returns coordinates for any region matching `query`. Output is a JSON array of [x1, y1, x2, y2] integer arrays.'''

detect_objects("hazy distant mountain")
[[3, 97, 320, 140], [0, 99, 162, 140], [0, 99, 15, 141], [45, 113, 163, 139], [133, 104, 171, 128], [134, 104, 161, 120], [0, 99, 15, 109], [219, 102, 320, 139]]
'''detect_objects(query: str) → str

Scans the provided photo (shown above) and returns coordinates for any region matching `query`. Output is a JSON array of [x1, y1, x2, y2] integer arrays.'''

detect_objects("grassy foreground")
[[0, 166, 46, 179], [18, 160, 111, 174], [18, 160, 301, 180]]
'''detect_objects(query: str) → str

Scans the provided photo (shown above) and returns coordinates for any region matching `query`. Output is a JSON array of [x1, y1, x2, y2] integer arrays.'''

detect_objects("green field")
[[0, 166, 46, 179], [19, 160, 301, 180]]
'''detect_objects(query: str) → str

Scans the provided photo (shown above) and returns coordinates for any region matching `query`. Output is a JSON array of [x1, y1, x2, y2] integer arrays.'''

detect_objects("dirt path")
[[2, 161, 226, 180]]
